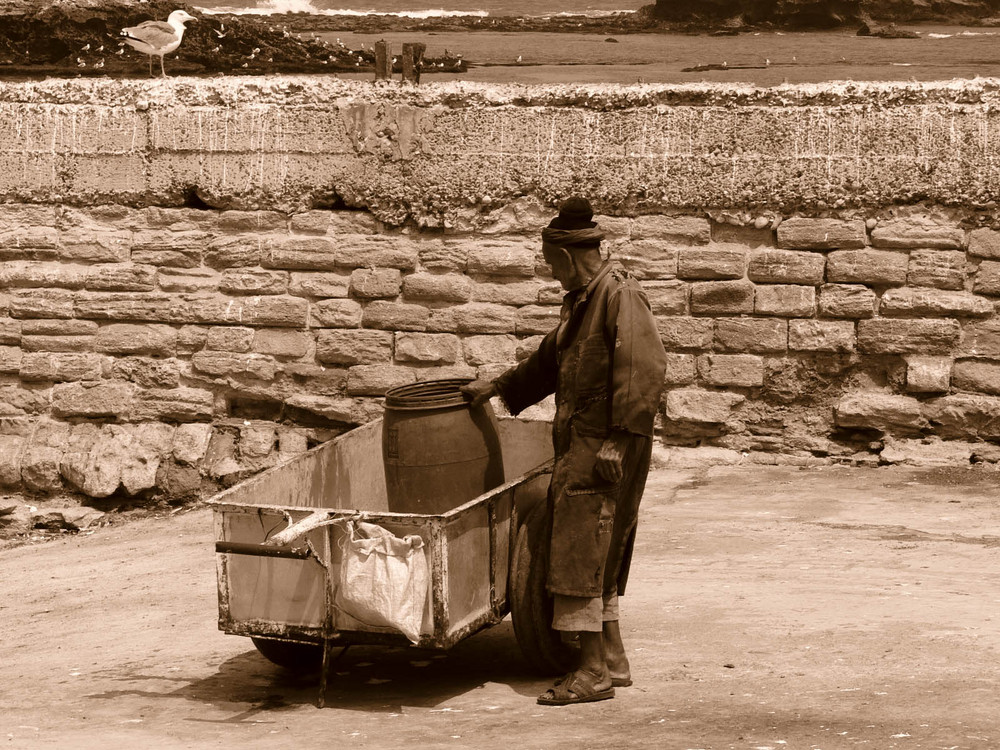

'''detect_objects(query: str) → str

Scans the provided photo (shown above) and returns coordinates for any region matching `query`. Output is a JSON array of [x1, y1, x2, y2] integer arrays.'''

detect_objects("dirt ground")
[[3, 463, 999, 750]]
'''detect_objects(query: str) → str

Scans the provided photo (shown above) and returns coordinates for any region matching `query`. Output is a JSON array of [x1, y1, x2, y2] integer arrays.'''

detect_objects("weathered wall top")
[[4, 76, 1000, 224]]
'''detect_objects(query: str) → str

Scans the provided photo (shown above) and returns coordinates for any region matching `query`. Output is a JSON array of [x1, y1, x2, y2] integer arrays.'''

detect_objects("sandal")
[[611, 677, 632, 688], [537, 669, 615, 706]]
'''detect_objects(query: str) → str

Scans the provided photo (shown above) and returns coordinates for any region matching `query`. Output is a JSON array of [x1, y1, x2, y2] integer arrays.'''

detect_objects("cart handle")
[[215, 541, 311, 559]]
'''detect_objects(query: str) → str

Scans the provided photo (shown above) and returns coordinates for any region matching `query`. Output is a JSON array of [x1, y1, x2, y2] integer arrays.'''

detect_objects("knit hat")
[[547, 197, 597, 231]]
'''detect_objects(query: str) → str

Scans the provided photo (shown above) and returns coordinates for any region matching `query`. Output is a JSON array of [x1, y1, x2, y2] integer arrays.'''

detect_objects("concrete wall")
[[4, 77, 1000, 508]]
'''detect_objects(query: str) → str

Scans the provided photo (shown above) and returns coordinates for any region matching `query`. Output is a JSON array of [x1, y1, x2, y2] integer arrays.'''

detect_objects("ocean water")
[[197, 0, 638, 17]]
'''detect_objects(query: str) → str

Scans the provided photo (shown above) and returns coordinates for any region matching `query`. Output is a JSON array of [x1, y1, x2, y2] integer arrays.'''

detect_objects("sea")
[[193, 0, 1000, 84]]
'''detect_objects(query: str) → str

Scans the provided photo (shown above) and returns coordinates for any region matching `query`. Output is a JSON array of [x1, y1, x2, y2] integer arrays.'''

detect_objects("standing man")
[[462, 197, 668, 706]]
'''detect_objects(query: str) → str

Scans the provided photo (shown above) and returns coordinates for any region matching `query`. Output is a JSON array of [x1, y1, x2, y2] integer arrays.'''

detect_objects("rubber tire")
[[251, 637, 323, 673], [509, 500, 579, 676]]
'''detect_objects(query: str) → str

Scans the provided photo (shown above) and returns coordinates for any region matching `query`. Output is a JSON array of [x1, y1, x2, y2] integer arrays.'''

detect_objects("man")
[[462, 197, 668, 706]]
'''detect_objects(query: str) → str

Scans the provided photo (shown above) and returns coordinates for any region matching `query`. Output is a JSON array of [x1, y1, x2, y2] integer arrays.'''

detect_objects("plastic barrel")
[[382, 378, 505, 515]]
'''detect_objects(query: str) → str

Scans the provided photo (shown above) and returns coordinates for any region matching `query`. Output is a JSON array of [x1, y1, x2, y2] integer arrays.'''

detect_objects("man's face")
[[542, 242, 577, 291]]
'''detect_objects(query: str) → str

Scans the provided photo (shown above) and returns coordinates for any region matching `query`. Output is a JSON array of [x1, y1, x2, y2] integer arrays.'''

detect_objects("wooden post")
[[401, 42, 426, 84], [374, 40, 390, 80]]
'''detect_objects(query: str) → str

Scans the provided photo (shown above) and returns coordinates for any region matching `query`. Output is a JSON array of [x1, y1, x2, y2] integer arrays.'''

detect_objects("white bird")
[[516, 55, 522, 63], [121, 9, 197, 77], [94, 58, 105, 68], [81, 43, 90, 51]]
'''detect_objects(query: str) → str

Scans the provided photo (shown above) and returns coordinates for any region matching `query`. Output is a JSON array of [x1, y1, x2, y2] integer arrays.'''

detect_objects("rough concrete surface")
[[2, 463, 998, 749]]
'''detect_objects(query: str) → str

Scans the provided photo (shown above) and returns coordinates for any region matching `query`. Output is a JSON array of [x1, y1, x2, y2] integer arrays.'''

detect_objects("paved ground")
[[2, 463, 999, 750]]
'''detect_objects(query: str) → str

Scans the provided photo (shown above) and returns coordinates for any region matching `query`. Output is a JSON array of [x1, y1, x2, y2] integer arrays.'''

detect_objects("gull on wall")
[[121, 9, 197, 77]]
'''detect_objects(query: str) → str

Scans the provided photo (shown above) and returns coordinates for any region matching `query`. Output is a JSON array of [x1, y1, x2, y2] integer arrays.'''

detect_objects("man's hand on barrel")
[[595, 431, 630, 483], [461, 379, 498, 407]]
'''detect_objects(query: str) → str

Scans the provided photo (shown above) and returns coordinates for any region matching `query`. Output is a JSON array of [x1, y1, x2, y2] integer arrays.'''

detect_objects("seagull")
[[121, 9, 197, 77]]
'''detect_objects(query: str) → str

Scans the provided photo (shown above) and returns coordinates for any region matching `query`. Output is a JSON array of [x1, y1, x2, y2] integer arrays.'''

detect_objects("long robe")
[[494, 261, 668, 598]]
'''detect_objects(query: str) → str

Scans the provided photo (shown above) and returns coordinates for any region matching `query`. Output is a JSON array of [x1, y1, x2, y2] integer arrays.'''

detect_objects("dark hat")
[[547, 196, 596, 231]]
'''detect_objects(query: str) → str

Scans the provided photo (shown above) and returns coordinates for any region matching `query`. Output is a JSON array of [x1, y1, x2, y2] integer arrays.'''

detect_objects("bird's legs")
[[148, 54, 153, 77], [159, 54, 167, 77]]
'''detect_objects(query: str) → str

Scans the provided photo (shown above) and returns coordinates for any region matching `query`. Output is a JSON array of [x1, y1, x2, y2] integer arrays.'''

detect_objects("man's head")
[[541, 197, 605, 292]]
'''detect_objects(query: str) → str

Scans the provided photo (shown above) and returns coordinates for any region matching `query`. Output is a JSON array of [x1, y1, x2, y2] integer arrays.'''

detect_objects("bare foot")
[[603, 621, 632, 686]]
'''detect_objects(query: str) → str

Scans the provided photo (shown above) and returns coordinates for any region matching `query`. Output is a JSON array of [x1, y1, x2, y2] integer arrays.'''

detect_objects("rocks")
[[834, 392, 926, 435]]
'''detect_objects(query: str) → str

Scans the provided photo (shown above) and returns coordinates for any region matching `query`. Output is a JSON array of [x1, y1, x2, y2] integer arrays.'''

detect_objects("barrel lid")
[[384, 378, 473, 410]]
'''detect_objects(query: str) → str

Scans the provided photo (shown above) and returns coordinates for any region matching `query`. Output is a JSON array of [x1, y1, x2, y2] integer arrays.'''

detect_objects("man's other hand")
[[461, 379, 497, 408], [595, 431, 630, 483]]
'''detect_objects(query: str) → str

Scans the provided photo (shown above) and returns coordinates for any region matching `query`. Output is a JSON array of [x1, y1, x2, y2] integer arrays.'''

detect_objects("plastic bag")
[[334, 520, 430, 644]]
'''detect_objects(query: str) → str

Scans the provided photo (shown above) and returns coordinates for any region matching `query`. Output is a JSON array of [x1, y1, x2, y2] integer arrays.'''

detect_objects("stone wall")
[[4, 77, 1000, 512]]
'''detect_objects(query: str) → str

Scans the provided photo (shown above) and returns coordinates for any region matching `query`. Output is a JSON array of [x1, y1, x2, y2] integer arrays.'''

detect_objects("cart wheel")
[[509, 501, 579, 676], [251, 637, 323, 673]]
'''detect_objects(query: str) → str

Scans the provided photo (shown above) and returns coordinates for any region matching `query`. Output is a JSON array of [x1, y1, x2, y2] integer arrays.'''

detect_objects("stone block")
[[52, 382, 133, 418], [346, 365, 416, 396], [215, 210, 284, 232], [60, 425, 127, 498], [754, 285, 816, 317], [834, 391, 926, 433], [664, 389, 744, 423], [973, 260, 1000, 295], [177, 325, 208, 354], [657, 317, 714, 350], [788, 320, 856, 352], [748, 249, 825, 285], [193, 352, 278, 381], [0, 318, 19, 345], [284, 364, 347, 395], [923, 393, 1000, 440], [172, 423, 214, 465], [205, 237, 263, 268], [58, 231, 131, 263], [21, 445, 63, 492], [205, 327, 255, 353], [469, 280, 542, 306], [86, 264, 157, 292], [288, 211, 330, 234], [462, 335, 517, 366], [156, 268, 220, 293], [969, 228, 1000, 259], [19, 352, 103, 382], [640, 280, 688, 315], [618, 241, 679, 280], [432, 303, 517, 334], [516, 305, 560, 335], [416, 364, 477, 382], [9, 290, 75, 319], [537, 282, 566, 305], [219, 269, 289, 296], [818, 284, 877, 319], [253, 329, 311, 358], [870, 220, 964, 249], [690, 279, 754, 315], [310, 299, 363, 328], [953, 359, 1000, 396], [516, 335, 544, 362], [879, 437, 976, 467], [94, 323, 178, 357], [262, 237, 338, 270], [698, 354, 765, 387], [0, 386, 49, 417], [857, 319, 960, 354], [0, 346, 22, 374], [467, 242, 536, 277], [196, 296, 309, 329], [21, 319, 97, 336], [907, 249, 966, 290], [0, 261, 88, 289], [361, 301, 430, 332], [827, 250, 908, 286], [349, 268, 402, 300], [663, 353, 697, 385], [289, 272, 350, 298], [156, 461, 202, 499], [631, 215, 711, 244], [21, 335, 92, 353], [110, 357, 180, 389], [777, 218, 866, 250], [402, 273, 471, 303], [394, 333, 460, 364], [316, 329, 393, 365], [278, 429, 309, 456], [424, 241, 469, 272], [131, 231, 208, 268], [240, 424, 277, 459], [879, 288, 993, 318], [131, 387, 214, 422], [0, 435, 25, 487], [337, 237, 418, 271], [676, 245, 747, 280], [714, 318, 787, 352], [905, 356, 952, 393]]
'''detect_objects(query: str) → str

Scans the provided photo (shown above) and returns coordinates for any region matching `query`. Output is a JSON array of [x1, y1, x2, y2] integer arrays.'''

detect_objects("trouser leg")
[[552, 592, 620, 632]]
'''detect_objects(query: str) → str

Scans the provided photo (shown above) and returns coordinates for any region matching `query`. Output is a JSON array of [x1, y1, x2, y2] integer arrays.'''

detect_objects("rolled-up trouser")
[[552, 592, 619, 632]]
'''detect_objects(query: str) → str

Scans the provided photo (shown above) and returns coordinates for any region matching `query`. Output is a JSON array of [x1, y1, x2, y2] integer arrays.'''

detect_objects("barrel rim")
[[384, 378, 474, 410]]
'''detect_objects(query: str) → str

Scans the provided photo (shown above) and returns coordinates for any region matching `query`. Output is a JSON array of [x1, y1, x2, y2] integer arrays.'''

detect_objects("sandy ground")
[[2, 463, 999, 750]]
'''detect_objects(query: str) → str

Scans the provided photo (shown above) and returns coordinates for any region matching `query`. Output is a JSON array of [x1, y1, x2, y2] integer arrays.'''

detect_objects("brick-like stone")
[[156, 268, 220, 293], [467, 243, 536, 277], [177, 325, 208, 354], [788, 320, 856, 352], [516, 305, 560, 335], [969, 228, 1000, 259], [690, 280, 754, 315], [192, 351, 278, 381], [262, 237, 338, 270], [19, 352, 103, 382], [361, 301, 430, 332], [205, 236, 263, 268], [907, 249, 966, 290], [346, 365, 416, 396], [0, 317, 20, 345], [110, 357, 180, 388], [973, 260, 1000, 295], [205, 326, 255, 353], [58, 231, 131, 263], [818, 284, 877, 319], [289, 272, 350, 298], [879, 288, 993, 318], [905, 356, 952, 393], [870, 220, 964, 249], [0, 345, 21, 374], [21, 335, 92, 353], [714, 318, 787, 352], [827, 250, 908, 286], [52, 382, 133, 418], [131, 231, 207, 268], [21, 319, 96, 336], [663, 353, 697, 385], [253, 329, 311, 358], [748, 249, 825, 285], [924, 393, 1000, 440], [657, 317, 714, 350], [240, 423, 277, 459], [631, 215, 711, 244], [86, 264, 157, 292], [9, 290, 75, 319], [958, 318, 1000, 358], [316, 329, 393, 365], [618, 241, 679, 280], [641, 280, 688, 315], [394, 333, 460, 364], [834, 391, 926, 433], [664, 388, 744, 423], [0, 434, 25, 487], [94, 324, 177, 356], [21, 445, 63, 493], [857, 319, 960, 354], [754, 285, 816, 317], [309, 299, 362, 328], [402, 273, 471, 303], [424, 241, 469, 272], [337, 237, 418, 270], [469, 280, 542, 306], [431, 303, 517, 334], [676, 245, 746, 280], [953, 359, 1000, 396], [349, 268, 402, 300], [219, 269, 289, 296], [130, 387, 214, 422], [0, 261, 88, 290], [462, 335, 517, 366], [698, 354, 765, 387], [777, 218, 866, 250]]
